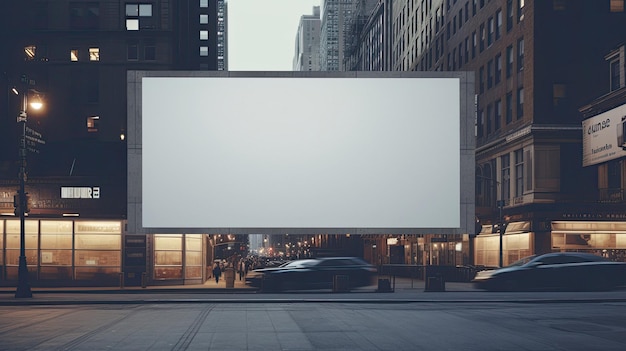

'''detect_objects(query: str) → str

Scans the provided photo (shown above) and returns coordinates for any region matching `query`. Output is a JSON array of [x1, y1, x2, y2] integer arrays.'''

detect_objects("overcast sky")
[[227, 0, 321, 71]]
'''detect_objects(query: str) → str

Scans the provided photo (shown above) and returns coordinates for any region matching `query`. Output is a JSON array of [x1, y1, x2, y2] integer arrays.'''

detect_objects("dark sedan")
[[245, 257, 377, 291], [472, 252, 626, 291]]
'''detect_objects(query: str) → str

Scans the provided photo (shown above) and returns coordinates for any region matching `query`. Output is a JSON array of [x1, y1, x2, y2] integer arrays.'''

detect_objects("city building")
[[320, 0, 356, 71], [0, 0, 227, 287], [343, 0, 389, 71], [386, 0, 626, 266], [293, 6, 321, 71]]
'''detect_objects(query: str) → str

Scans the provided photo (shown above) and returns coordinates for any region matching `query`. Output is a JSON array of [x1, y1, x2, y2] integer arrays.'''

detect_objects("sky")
[[227, 0, 321, 71]]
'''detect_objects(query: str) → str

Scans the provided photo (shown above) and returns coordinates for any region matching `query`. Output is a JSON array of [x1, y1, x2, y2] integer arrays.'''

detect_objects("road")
[[2, 300, 626, 350]]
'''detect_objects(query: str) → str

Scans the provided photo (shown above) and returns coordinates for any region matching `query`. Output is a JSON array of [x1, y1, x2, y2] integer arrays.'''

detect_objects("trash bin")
[[224, 267, 235, 288], [333, 275, 350, 292], [377, 278, 393, 292], [424, 275, 445, 292]]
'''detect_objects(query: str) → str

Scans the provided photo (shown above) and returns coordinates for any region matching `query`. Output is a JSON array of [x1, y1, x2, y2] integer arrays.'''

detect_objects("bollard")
[[141, 272, 147, 288]]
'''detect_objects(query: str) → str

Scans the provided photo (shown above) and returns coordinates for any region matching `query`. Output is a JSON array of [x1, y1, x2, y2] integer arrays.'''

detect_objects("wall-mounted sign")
[[582, 103, 626, 166], [61, 187, 100, 199]]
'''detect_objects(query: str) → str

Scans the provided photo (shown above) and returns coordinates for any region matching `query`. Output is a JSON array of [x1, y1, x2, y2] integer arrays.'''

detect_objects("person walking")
[[212, 262, 222, 284], [238, 259, 245, 281]]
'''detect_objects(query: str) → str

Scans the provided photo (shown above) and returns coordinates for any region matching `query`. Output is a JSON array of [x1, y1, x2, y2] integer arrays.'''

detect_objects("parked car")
[[245, 257, 377, 291], [472, 252, 626, 291]]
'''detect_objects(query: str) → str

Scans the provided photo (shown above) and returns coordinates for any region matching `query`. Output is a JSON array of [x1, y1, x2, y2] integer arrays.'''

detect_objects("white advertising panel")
[[141, 76, 461, 229], [582, 103, 626, 167]]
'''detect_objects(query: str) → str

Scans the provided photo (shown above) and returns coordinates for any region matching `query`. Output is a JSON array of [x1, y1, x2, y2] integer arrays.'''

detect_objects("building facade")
[[0, 0, 226, 287], [293, 6, 321, 71], [320, 0, 356, 71]]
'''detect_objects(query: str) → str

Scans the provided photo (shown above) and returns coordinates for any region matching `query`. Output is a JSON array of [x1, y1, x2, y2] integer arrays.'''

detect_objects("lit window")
[[200, 14, 209, 24], [89, 47, 100, 61], [71, 49, 79, 61], [126, 4, 139, 16], [200, 0, 209, 8], [200, 30, 209, 40], [87, 116, 100, 132], [126, 19, 139, 30], [24, 45, 36, 60], [200, 46, 209, 56], [611, 0, 624, 12], [139, 4, 152, 16]]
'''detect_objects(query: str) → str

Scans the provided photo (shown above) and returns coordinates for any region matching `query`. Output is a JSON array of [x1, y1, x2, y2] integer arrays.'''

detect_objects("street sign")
[[25, 126, 45, 154]]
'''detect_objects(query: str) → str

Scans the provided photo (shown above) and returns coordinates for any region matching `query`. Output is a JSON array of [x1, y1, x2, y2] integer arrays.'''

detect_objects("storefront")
[[0, 219, 122, 286], [551, 221, 626, 261], [474, 221, 533, 267]]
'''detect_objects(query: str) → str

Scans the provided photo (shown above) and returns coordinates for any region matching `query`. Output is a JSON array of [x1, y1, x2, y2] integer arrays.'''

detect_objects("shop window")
[[154, 234, 183, 279]]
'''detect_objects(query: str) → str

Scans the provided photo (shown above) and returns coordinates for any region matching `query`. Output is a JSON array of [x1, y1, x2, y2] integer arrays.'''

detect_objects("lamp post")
[[13, 82, 42, 298]]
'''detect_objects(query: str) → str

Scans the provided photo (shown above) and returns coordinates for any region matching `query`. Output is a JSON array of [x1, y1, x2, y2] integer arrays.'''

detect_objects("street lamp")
[[13, 83, 43, 298]]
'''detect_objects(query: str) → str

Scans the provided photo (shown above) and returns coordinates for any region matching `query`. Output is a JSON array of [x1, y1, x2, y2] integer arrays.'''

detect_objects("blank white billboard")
[[142, 77, 460, 229]]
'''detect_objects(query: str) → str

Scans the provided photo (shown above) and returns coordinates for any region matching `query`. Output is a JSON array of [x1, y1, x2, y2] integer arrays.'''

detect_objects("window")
[[487, 17, 494, 46], [496, 10, 502, 39], [70, 49, 79, 61], [70, 2, 99, 29], [472, 32, 477, 58], [126, 19, 139, 30], [495, 99, 502, 130], [515, 149, 524, 197], [125, 3, 153, 30], [200, 46, 209, 56], [200, 14, 209, 24], [473, 0, 477, 15], [486, 104, 492, 134], [87, 116, 99, 132], [518, 0, 525, 21], [200, 30, 209, 40], [517, 38, 524, 71], [464, 37, 470, 63], [24, 45, 36, 60], [487, 60, 494, 89], [200, 0, 209, 8], [501, 154, 511, 203], [144, 43, 156, 60], [517, 87, 524, 119], [479, 24, 485, 52], [495, 54, 502, 84], [611, 60, 621, 91], [553, 84, 566, 107], [506, 45, 513, 78], [89, 47, 99, 61], [127, 43, 138, 60], [506, 92, 513, 124], [506, 0, 513, 31], [611, 0, 624, 12]]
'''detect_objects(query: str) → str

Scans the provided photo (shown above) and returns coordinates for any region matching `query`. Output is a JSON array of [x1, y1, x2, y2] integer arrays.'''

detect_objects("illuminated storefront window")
[[5, 220, 39, 280], [40, 221, 73, 280], [154, 234, 183, 279], [186, 235, 203, 279], [74, 221, 122, 281]]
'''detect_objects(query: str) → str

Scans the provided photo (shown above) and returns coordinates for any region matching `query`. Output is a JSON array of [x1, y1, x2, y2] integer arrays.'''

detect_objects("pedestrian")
[[213, 262, 222, 284], [238, 259, 245, 281]]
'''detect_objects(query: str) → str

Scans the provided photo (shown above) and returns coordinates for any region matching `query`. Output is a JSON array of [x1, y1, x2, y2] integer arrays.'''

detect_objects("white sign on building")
[[582, 103, 626, 167]]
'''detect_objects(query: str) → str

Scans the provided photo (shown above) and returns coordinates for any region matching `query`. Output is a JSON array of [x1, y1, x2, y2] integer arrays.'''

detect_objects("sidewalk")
[[1, 277, 625, 306]]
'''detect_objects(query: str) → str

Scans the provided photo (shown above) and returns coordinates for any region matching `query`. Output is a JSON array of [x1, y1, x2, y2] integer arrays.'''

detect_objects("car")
[[245, 257, 377, 291], [472, 252, 626, 292]]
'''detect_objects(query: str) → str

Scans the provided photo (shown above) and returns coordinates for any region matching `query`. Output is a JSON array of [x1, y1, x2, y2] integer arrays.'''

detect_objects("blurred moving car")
[[245, 257, 377, 291], [472, 252, 626, 291]]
